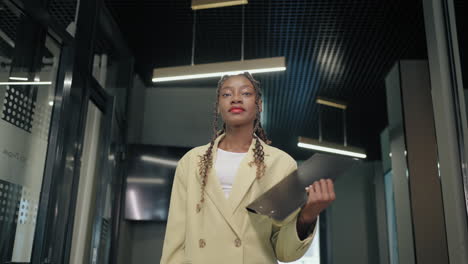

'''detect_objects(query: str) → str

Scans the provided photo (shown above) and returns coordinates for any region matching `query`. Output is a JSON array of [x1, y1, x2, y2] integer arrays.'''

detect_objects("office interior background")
[[0, 0, 467, 263]]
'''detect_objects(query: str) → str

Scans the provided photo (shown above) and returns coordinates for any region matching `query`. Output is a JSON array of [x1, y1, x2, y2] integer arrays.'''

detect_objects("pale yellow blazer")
[[160, 134, 316, 264]]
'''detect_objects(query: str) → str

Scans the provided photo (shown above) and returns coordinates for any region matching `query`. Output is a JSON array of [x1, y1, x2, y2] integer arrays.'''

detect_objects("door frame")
[[86, 77, 115, 264], [422, 0, 468, 263]]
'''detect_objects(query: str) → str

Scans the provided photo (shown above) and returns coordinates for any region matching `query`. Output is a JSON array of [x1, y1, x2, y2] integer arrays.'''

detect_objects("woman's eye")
[[242, 92, 252, 96], [222, 93, 231, 97]]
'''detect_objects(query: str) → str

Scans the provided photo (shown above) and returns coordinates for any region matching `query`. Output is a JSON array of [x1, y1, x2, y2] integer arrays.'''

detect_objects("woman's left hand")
[[299, 179, 336, 224]]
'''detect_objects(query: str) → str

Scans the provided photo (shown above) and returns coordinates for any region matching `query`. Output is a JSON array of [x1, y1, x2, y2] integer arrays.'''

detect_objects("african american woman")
[[160, 72, 336, 264]]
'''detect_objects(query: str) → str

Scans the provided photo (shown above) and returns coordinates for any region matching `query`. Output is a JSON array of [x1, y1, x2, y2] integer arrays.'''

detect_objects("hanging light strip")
[[192, 0, 248, 10], [9, 76, 28, 81], [316, 96, 347, 110], [298, 137, 367, 159], [152, 57, 286, 82], [0, 81, 52, 86]]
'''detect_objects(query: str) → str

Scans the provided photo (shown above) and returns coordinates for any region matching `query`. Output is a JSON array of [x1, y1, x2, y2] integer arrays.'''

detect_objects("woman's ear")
[[259, 99, 263, 113]]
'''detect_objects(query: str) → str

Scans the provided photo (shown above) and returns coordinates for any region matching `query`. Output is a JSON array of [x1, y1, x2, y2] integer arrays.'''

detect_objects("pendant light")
[[192, 0, 248, 10], [152, 3, 286, 83], [298, 97, 367, 159]]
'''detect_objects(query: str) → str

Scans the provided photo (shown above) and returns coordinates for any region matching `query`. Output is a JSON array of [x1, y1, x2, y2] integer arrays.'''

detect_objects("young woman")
[[160, 72, 336, 264]]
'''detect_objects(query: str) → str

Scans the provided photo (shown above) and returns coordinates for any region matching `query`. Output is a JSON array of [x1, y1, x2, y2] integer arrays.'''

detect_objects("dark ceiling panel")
[[0, 3, 19, 42], [48, 0, 78, 29], [103, 0, 428, 160]]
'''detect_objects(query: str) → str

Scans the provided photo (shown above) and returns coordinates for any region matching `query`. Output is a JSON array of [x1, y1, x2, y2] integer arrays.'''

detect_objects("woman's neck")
[[219, 125, 254, 153]]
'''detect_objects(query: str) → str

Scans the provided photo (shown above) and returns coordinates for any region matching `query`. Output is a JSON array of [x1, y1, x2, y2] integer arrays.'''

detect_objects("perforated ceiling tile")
[[0, 5, 19, 42], [48, 0, 78, 28], [105, 0, 429, 159]]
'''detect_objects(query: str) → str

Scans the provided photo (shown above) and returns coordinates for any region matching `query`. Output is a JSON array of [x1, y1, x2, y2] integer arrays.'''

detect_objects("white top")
[[215, 148, 247, 198]]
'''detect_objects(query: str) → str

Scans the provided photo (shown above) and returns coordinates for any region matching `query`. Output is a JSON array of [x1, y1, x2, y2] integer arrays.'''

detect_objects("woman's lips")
[[229, 107, 245, 113]]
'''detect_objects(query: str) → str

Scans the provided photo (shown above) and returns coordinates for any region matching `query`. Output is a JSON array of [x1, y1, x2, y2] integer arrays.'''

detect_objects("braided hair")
[[196, 72, 271, 212]]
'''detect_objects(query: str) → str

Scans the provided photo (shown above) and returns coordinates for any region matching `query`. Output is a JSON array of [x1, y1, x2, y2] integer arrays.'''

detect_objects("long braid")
[[248, 96, 267, 178], [197, 72, 270, 211], [196, 79, 224, 212]]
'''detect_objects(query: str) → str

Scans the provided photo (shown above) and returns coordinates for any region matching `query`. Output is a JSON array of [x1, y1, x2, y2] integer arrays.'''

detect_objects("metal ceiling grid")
[[47, 0, 77, 29], [0, 3, 18, 61], [103, 0, 428, 159], [46, 0, 120, 58], [0, 4, 19, 42]]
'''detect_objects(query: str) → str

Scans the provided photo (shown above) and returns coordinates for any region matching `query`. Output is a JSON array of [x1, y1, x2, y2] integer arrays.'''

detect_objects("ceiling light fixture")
[[9, 76, 28, 81], [0, 81, 52, 86], [298, 97, 367, 159], [298, 137, 366, 159], [152, 57, 285, 82], [153, 3, 286, 83], [192, 0, 247, 10]]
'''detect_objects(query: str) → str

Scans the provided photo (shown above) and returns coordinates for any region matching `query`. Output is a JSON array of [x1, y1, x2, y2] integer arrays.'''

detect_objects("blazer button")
[[199, 239, 206, 248], [235, 238, 242, 247]]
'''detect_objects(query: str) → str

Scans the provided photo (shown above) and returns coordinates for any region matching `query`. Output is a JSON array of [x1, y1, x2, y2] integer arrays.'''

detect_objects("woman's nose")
[[231, 93, 242, 103]]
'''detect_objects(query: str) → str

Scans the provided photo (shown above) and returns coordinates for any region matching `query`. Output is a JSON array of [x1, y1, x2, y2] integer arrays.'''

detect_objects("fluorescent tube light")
[[298, 137, 367, 159], [152, 57, 286, 83], [153, 67, 285, 82], [9, 76, 28, 81], [0, 81, 52, 86], [192, 0, 247, 10], [316, 96, 347, 110]]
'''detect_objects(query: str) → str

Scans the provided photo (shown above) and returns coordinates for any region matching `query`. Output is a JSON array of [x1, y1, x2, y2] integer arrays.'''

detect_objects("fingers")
[[307, 179, 335, 203], [313, 181, 322, 198], [320, 179, 330, 201], [326, 179, 336, 201], [302, 179, 335, 220]]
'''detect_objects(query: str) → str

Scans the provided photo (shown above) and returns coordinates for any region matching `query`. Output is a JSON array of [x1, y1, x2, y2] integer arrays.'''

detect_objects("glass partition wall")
[[0, 1, 131, 264], [0, 3, 61, 263]]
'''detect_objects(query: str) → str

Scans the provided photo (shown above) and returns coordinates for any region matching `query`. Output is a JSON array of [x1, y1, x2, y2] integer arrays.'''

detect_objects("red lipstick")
[[229, 107, 245, 113]]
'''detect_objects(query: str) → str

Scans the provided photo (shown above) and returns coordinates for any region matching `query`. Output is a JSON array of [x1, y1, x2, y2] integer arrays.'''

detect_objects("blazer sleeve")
[[160, 160, 187, 264], [270, 160, 317, 262]]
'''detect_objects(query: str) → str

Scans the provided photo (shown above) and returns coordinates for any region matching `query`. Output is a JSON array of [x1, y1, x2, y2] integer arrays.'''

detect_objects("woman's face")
[[218, 75, 262, 128]]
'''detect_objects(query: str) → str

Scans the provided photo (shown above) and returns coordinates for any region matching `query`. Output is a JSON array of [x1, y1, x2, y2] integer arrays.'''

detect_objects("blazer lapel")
[[196, 134, 242, 236], [228, 137, 263, 215]]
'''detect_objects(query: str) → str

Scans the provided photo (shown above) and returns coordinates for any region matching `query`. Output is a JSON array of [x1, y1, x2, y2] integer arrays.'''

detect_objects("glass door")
[[68, 76, 115, 264], [69, 101, 105, 264], [0, 3, 62, 263]]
